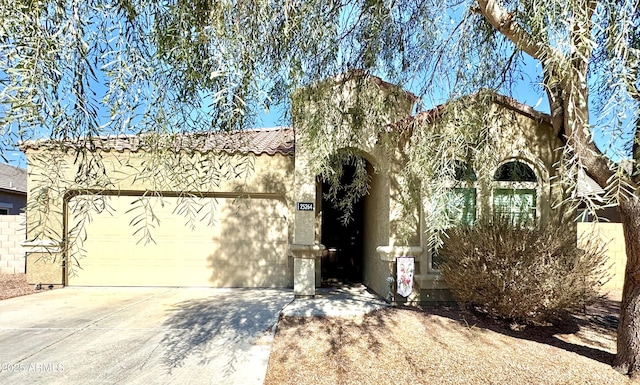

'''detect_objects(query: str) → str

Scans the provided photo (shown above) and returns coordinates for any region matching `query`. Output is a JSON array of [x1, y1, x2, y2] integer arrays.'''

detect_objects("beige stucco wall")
[[578, 222, 626, 291], [23, 148, 295, 286], [440, 102, 567, 229], [292, 77, 567, 303], [362, 160, 391, 297], [487, 103, 567, 225]]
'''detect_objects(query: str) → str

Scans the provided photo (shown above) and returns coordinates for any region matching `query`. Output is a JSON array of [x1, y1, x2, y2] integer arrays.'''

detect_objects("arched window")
[[492, 161, 537, 224], [448, 162, 477, 226]]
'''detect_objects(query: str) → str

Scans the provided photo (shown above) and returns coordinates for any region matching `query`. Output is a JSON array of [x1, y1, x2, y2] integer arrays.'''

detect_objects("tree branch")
[[568, 0, 620, 190], [475, 0, 546, 60], [633, 120, 639, 175]]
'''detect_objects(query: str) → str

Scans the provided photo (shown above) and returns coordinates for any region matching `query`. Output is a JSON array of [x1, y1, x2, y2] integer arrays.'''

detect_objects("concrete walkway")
[[282, 284, 389, 318]]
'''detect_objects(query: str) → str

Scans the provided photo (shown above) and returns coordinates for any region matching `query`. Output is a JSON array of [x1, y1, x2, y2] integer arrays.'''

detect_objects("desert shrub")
[[438, 217, 609, 325]]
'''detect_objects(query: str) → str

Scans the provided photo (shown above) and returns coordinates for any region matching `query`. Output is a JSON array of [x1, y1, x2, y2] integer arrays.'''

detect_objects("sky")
[[3, 147, 25, 169]]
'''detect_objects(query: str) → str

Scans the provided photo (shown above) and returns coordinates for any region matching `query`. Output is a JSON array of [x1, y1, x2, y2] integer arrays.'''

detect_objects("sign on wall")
[[297, 202, 314, 211]]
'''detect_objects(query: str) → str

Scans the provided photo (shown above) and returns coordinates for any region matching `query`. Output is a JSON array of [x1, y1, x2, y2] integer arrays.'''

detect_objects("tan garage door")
[[67, 195, 289, 287]]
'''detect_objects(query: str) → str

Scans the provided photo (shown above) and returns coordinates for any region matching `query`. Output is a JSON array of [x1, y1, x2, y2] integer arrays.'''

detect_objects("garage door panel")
[[209, 241, 289, 264], [67, 195, 289, 287]]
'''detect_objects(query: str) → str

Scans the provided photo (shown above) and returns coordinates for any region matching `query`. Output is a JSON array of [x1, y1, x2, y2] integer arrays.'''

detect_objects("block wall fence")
[[0, 214, 26, 274]]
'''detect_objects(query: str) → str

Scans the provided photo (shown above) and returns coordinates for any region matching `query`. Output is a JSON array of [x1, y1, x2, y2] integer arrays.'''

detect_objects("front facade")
[[21, 75, 567, 304]]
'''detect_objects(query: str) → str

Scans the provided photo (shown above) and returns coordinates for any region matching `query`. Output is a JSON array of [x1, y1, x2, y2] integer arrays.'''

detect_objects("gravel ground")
[[265, 296, 631, 385], [0, 273, 43, 300]]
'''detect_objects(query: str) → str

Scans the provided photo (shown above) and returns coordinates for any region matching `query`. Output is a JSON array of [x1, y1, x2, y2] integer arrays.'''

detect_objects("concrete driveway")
[[0, 287, 294, 385]]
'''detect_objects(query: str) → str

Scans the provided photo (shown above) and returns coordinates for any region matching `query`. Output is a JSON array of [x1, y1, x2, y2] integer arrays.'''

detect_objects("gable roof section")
[[21, 127, 295, 156], [491, 93, 552, 125], [389, 91, 552, 131], [334, 70, 419, 103], [0, 163, 27, 194]]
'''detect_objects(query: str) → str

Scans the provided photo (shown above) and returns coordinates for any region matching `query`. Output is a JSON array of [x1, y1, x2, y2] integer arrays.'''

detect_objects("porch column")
[[290, 244, 325, 297], [290, 146, 323, 297]]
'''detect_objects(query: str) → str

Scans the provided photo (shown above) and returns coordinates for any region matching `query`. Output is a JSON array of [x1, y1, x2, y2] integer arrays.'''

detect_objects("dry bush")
[[438, 217, 610, 325]]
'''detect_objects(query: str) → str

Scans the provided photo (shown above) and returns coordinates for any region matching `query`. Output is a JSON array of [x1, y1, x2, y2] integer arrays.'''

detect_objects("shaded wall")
[[362, 161, 392, 297], [0, 191, 26, 215], [23, 149, 295, 286]]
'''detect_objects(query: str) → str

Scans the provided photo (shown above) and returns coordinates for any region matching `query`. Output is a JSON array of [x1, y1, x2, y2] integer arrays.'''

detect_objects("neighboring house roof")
[[0, 163, 27, 194], [20, 127, 295, 156], [576, 168, 622, 222], [576, 168, 606, 199], [576, 161, 634, 201]]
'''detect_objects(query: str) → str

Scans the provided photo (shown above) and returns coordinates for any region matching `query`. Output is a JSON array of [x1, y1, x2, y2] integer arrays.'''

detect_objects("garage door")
[[66, 195, 289, 287]]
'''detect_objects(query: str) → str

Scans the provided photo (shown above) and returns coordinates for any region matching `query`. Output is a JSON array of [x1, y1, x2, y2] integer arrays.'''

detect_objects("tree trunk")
[[614, 196, 640, 376]]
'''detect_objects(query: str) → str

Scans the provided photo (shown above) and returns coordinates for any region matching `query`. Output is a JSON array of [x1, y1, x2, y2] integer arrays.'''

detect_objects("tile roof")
[[0, 163, 27, 194], [388, 91, 552, 132], [491, 93, 552, 124], [21, 127, 295, 156]]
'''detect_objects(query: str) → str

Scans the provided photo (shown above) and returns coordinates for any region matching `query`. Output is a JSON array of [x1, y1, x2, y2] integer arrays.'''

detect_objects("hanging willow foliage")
[[2, 1, 639, 309]]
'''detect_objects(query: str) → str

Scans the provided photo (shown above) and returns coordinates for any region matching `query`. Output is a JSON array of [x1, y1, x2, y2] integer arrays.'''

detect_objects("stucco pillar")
[[290, 147, 323, 297], [22, 240, 64, 286], [290, 244, 325, 296]]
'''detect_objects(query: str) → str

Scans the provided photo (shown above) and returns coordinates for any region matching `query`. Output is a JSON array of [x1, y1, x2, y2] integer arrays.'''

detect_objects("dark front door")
[[320, 167, 365, 283]]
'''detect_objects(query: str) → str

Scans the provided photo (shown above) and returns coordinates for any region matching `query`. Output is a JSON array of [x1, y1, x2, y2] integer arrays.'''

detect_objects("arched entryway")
[[318, 157, 373, 284]]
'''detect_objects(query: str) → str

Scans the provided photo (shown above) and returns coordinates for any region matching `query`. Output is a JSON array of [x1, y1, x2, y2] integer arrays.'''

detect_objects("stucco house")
[[0, 163, 27, 215], [21, 74, 569, 304]]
